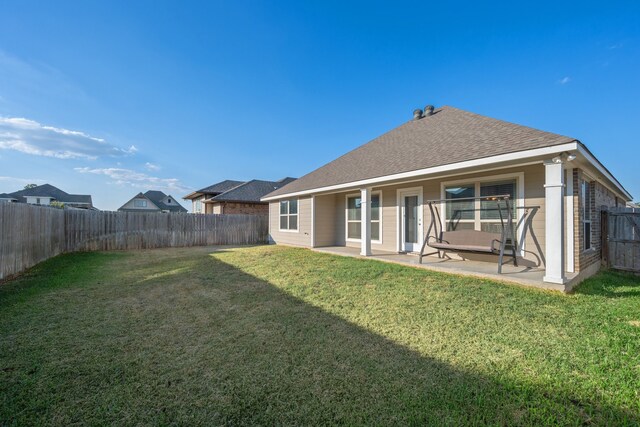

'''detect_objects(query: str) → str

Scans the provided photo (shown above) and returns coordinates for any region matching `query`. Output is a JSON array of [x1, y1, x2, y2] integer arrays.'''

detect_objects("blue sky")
[[0, 1, 638, 210]]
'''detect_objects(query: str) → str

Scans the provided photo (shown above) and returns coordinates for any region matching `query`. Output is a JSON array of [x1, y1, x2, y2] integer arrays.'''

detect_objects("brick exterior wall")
[[218, 202, 268, 215], [572, 169, 580, 271], [574, 168, 621, 271]]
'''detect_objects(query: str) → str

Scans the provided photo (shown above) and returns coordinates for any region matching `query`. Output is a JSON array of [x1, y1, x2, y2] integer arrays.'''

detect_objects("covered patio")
[[313, 246, 581, 292]]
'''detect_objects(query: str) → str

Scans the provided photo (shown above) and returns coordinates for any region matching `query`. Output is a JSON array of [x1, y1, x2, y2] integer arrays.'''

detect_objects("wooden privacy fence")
[[601, 207, 640, 273], [0, 203, 269, 280]]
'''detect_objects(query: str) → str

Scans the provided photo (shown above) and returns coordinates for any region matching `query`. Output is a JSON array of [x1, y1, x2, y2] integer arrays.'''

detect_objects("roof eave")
[[262, 141, 632, 202], [262, 142, 581, 201], [207, 199, 267, 204], [575, 142, 632, 200]]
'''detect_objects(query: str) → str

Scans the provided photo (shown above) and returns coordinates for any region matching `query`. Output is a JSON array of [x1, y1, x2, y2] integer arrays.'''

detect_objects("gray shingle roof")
[[265, 106, 577, 198], [62, 194, 93, 204], [143, 191, 187, 212], [198, 180, 245, 195], [8, 184, 93, 205], [183, 180, 246, 200], [211, 178, 296, 203]]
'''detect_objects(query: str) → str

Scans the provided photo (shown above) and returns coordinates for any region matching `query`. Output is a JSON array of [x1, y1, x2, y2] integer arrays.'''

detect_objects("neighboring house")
[[183, 178, 296, 215], [0, 184, 94, 209], [118, 190, 187, 213], [183, 180, 244, 214], [0, 193, 18, 203], [262, 105, 632, 290]]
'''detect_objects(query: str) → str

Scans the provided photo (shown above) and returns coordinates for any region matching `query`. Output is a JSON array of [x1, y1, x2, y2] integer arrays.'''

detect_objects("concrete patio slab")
[[313, 246, 581, 292]]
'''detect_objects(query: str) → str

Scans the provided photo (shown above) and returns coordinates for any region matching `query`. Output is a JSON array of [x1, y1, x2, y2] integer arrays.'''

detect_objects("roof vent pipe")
[[424, 105, 435, 116], [413, 108, 423, 120]]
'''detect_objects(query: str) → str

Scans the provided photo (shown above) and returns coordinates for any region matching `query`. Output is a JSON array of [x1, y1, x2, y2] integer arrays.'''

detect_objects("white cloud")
[[558, 76, 571, 85], [144, 162, 161, 171], [0, 117, 137, 160], [74, 167, 190, 193]]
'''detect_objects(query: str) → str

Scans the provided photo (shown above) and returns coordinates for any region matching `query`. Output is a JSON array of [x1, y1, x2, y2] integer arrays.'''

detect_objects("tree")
[[23, 184, 38, 189]]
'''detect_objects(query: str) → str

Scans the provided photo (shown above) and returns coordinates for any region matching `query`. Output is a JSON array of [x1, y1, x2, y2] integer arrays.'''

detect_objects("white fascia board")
[[576, 144, 632, 201], [261, 142, 579, 201]]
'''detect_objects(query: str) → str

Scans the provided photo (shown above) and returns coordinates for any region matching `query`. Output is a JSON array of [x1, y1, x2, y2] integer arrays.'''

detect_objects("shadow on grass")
[[1, 250, 638, 425], [573, 268, 640, 298]]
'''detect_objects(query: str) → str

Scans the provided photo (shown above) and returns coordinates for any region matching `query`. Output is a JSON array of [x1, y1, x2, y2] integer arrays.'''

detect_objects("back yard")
[[1, 245, 639, 425]]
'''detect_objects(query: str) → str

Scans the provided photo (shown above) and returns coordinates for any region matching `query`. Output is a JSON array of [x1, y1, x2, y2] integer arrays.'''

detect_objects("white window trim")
[[345, 191, 383, 244], [194, 198, 203, 213], [278, 198, 299, 233], [581, 179, 593, 252], [440, 172, 525, 255]]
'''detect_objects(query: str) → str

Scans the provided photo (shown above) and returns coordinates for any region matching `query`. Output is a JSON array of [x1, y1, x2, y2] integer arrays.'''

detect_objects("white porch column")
[[310, 195, 316, 248], [360, 187, 372, 256], [544, 158, 566, 284]]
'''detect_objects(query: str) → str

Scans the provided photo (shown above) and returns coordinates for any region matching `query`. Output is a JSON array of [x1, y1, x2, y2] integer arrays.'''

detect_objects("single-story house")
[[118, 190, 187, 213], [0, 184, 94, 209], [0, 193, 19, 203], [183, 178, 296, 215], [262, 105, 632, 291]]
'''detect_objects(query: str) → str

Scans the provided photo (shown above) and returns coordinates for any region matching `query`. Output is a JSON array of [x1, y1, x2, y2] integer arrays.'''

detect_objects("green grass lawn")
[[1, 246, 639, 425]]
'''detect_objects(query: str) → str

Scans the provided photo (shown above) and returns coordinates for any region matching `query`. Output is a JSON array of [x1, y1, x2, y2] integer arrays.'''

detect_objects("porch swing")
[[418, 195, 519, 274]]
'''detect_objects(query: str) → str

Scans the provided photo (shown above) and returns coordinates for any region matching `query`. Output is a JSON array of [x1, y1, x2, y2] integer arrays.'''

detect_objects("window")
[[582, 180, 592, 250], [480, 180, 517, 233], [346, 193, 381, 241], [444, 178, 518, 233], [167, 198, 172, 204], [444, 184, 475, 231], [279, 199, 298, 231], [134, 199, 147, 208], [195, 199, 202, 213], [36, 198, 41, 205]]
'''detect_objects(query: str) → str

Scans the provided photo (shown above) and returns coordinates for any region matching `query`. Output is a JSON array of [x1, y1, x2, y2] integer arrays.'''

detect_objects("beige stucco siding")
[[329, 164, 547, 267], [268, 162, 627, 275], [380, 187, 399, 250], [335, 195, 346, 246], [268, 196, 312, 247], [314, 194, 337, 247], [336, 190, 403, 249], [522, 165, 546, 267], [119, 197, 159, 211]]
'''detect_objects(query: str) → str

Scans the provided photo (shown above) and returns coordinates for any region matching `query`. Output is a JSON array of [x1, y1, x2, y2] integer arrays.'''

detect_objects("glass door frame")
[[396, 187, 424, 253]]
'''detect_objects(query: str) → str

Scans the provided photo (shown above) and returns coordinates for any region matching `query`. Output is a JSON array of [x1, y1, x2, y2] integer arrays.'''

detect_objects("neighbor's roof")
[[264, 106, 582, 199], [210, 178, 296, 203], [183, 180, 245, 199], [8, 184, 93, 205], [143, 190, 187, 212], [197, 180, 245, 195]]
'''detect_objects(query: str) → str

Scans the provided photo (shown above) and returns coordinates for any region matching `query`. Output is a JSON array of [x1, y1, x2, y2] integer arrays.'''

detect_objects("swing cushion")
[[429, 230, 502, 253]]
